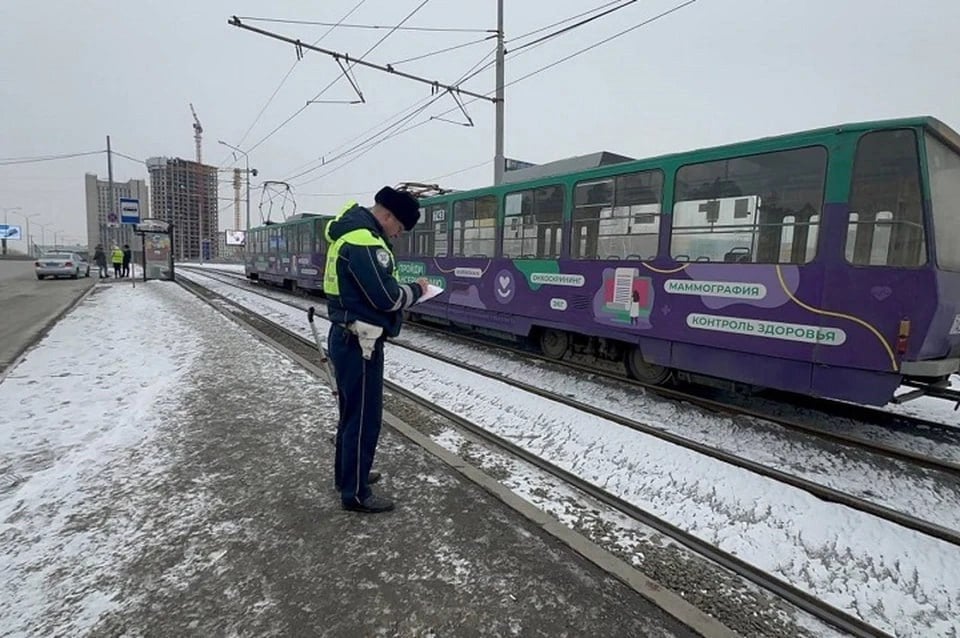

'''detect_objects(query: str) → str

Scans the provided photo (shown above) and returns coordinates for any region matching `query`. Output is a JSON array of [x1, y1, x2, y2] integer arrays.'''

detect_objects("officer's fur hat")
[[375, 186, 420, 231]]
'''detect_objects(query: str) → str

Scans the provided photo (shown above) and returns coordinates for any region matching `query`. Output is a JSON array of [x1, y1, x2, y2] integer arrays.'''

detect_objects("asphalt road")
[[0, 259, 95, 372]]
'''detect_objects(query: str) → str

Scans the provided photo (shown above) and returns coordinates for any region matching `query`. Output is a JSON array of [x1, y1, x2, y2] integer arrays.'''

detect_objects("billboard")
[[145, 234, 171, 261], [0, 224, 22, 240], [225, 230, 246, 246]]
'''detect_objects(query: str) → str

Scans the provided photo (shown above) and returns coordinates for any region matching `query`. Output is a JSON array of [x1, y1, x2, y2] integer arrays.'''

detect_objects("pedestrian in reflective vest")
[[323, 186, 428, 513]]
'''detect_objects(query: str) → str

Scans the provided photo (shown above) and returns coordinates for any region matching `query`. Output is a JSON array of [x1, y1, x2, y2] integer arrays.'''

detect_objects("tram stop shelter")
[[134, 218, 175, 281]]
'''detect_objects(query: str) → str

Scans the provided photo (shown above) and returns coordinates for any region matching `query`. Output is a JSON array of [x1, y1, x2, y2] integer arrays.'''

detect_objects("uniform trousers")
[[329, 323, 385, 505]]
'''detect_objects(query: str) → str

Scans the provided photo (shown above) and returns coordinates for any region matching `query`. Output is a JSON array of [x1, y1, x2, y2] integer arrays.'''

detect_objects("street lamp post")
[[34, 222, 49, 255], [2, 206, 21, 256], [218, 140, 254, 233], [11, 211, 40, 257]]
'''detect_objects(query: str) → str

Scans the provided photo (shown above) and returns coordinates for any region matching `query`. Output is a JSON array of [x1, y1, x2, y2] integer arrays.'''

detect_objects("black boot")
[[342, 493, 394, 513]]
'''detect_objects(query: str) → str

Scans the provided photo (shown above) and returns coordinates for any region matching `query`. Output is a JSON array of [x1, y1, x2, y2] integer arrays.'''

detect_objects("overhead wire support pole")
[[228, 16, 498, 104], [494, 0, 505, 185]]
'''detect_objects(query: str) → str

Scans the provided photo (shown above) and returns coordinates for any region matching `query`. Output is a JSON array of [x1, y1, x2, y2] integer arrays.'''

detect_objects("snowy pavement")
[[0, 283, 202, 635], [0, 281, 697, 637], [178, 268, 960, 637]]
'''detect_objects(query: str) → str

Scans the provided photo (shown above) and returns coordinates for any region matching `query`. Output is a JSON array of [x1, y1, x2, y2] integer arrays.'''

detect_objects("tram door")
[[815, 129, 931, 374]]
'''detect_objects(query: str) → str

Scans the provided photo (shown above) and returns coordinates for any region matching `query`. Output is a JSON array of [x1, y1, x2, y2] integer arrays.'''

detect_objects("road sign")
[[119, 197, 140, 224], [0, 224, 22, 240]]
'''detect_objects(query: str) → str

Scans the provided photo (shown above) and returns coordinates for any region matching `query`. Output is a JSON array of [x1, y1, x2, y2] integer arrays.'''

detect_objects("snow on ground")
[[404, 334, 960, 530], [185, 267, 960, 462], [0, 283, 203, 636], [178, 269, 960, 637], [429, 426, 845, 638], [182, 261, 245, 274], [175, 270, 960, 526], [886, 380, 960, 425]]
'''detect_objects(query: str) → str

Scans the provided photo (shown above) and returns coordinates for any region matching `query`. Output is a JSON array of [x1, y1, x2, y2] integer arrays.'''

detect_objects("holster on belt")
[[347, 320, 384, 360]]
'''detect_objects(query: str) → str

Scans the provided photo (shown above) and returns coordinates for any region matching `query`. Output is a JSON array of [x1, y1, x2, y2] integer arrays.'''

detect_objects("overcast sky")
[[1, 0, 958, 246]]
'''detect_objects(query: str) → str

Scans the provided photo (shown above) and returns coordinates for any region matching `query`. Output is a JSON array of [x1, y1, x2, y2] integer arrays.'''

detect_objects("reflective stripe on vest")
[[323, 227, 398, 297]]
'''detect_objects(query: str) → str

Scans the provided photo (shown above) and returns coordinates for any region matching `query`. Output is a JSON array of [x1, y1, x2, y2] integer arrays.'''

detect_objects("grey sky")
[[1, 0, 958, 246]]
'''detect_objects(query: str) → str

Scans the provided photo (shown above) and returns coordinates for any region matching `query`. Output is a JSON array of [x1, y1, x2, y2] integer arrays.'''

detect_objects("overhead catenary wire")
[[284, 46, 497, 184], [241, 0, 435, 154], [234, 16, 494, 33], [0, 150, 105, 166], [507, 0, 638, 54], [388, 34, 497, 66], [280, 45, 498, 180], [229, 14, 497, 104], [222, 0, 370, 165], [424, 158, 493, 181], [506, 0, 698, 89], [290, 0, 644, 174], [505, 0, 628, 44], [293, 0, 699, 187], [442, 0, 641, 94], [112, 151, 146, 165], [275, 1, 637, 181]]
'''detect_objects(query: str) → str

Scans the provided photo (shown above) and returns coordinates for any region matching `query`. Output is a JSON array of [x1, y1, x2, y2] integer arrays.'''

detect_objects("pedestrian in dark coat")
[[93, 244, 108, 278], [122, 244, 132, 278]]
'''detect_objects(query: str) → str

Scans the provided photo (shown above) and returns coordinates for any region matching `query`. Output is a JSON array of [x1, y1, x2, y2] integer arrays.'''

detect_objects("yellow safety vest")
[[324, 200, 358, 243], [323, 207, 399, 297]]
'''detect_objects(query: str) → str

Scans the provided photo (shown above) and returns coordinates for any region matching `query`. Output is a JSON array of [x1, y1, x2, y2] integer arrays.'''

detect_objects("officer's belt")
[[337, 319, 384, 360]]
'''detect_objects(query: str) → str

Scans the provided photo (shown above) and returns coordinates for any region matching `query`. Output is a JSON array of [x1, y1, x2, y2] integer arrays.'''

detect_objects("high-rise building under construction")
[[146, 156, 218, 260]]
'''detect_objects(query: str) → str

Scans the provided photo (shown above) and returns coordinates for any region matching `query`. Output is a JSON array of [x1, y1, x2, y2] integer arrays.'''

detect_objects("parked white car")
[[35, 252, 90, 279]]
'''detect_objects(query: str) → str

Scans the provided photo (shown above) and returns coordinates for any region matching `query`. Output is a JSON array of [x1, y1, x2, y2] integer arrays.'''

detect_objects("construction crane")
[[190, 103, 205, 261], [189, 102, 202, 164]]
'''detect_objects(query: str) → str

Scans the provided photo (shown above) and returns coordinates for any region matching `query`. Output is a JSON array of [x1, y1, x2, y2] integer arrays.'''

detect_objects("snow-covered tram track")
[[181, 266, 960, 473], [178, 267, 960, 637], [178, 267, 960, 542]]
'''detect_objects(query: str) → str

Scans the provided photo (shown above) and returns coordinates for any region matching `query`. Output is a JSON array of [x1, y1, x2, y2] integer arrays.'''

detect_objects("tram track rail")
[[176, 271, 894, 638], [181, 266, 960, 478]]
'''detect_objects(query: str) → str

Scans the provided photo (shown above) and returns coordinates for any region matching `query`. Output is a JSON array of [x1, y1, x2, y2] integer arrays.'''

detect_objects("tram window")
[[672, 146, 826, 264], [502, 185, 565, 259], [453, 195, 497, 257], [926, 133, 960, 271], [294, 223, 305, 254], [391, 216, 412, 257], [573, 170, 662, 260], [412, 205, 448, 257], [846, 130, 925, 267], [314, 218, 327, 253]]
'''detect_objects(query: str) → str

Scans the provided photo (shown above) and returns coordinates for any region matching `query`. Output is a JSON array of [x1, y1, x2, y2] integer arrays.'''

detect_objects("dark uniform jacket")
[[326, 205, 423, 338]]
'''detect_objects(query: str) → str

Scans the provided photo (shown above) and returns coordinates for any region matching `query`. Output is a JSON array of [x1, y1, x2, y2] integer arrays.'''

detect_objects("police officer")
[[323, 186, 428, 513]]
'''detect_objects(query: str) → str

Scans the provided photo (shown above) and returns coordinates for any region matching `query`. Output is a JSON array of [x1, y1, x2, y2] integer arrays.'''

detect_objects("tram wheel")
[[538, 329, 570, 360], [626, 347, 671, 385]]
